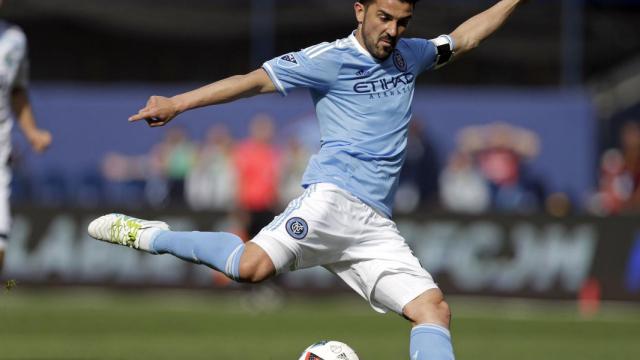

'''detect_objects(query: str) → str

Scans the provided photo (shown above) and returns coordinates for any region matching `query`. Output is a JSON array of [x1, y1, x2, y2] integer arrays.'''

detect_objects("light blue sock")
[[150, 231, 245, 281], [410, 324, 455, 360]]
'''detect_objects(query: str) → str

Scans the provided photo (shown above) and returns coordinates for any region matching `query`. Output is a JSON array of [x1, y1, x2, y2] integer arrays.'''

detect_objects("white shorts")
[[251, 183, 438, 314]]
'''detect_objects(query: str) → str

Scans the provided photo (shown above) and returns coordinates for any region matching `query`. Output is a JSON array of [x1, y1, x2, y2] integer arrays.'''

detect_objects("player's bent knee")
[[237, 243, 276, 283], [403, 290, 451, 327], [238, 262, 271, 283], [405, 299, 451, 327]]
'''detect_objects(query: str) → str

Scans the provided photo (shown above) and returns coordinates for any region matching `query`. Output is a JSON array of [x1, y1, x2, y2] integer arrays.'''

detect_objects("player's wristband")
[[430, 34, 455, 69]]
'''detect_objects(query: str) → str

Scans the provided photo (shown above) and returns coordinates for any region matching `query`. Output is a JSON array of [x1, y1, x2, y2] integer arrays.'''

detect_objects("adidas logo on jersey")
[[356, 69, 372, 77]]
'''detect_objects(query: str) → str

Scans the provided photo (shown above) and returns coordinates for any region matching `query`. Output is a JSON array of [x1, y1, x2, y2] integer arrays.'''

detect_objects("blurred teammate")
[[89, 1, 525, 359], [233, 114, 280, 238], [0, 8, 52, 272]]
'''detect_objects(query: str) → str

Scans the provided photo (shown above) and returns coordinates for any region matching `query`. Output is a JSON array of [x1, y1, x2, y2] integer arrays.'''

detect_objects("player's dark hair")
[[357, 0, 420, 7]]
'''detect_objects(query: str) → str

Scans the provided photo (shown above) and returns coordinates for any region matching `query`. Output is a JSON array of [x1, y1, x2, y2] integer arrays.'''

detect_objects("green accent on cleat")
[[111, 217, 142, 247], [88, 213, 170, 250]]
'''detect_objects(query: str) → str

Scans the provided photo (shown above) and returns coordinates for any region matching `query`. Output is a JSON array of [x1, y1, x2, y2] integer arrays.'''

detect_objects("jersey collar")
[[349, 31, 378, 62]]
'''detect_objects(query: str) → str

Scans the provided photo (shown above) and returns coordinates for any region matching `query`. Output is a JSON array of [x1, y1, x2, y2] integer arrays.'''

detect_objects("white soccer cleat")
[[88, 213, 170, 250]]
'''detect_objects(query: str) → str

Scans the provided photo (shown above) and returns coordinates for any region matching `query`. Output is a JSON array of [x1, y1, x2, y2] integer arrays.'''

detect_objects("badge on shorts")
[[286, 217, 308, 240]]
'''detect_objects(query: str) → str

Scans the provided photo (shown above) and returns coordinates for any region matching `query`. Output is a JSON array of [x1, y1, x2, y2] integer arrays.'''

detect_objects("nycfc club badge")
[[392, 50, 407, 72], [286, 217, 308, 240]]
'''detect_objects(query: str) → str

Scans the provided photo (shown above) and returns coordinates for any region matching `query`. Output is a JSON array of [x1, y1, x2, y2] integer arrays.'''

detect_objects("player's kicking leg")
[[88, 213, 275, 282]]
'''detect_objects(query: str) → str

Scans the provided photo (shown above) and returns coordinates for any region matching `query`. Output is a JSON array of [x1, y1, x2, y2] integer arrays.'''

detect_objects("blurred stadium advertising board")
[[4, 208, 639, 301]]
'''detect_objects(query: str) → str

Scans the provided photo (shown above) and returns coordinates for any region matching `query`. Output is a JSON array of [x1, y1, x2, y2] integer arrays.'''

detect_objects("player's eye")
[[378, 12, 392, 22]]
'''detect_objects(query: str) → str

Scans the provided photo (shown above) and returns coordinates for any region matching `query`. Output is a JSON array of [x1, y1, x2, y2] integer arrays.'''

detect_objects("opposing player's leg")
[[88, 213, 275, 283], [403, 288, 454, 360], [0, 238, 5, 272], [0, 166, 11, 274]]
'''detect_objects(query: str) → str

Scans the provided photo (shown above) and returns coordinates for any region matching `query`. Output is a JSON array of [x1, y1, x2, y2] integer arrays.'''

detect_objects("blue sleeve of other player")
[[262, 43, 340, 96]]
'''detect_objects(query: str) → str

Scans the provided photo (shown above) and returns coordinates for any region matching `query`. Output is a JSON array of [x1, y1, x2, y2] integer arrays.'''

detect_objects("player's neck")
[[353, 28, 379, 61], [354, 28, 369, 55]]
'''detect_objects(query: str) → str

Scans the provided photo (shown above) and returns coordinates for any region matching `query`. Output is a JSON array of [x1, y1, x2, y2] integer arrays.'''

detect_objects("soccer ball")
[[298, 340, 360, 360]]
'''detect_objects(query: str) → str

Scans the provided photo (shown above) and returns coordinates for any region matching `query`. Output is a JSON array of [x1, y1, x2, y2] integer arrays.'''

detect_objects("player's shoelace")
[[109, 216, 142, 247]]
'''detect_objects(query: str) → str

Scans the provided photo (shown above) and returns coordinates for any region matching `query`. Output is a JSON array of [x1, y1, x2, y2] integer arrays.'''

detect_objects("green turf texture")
[[1, 288, 639, 359]]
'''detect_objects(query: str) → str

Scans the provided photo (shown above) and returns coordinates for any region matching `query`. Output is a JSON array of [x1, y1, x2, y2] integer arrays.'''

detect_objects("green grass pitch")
[[1, 288, 639, 359]]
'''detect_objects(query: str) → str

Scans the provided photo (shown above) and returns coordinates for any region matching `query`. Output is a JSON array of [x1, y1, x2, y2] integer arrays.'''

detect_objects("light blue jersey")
[[263, 32, 452, 217]]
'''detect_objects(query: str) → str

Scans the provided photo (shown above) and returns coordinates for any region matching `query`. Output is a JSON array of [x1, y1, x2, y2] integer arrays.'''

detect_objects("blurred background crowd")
[[10, 113, 640, 219], [108, 115, 640, 218]]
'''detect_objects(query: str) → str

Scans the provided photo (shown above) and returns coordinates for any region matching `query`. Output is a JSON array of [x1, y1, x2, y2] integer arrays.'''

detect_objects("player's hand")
[[27, 129, 52, 153], [129, 96, 180, 127]]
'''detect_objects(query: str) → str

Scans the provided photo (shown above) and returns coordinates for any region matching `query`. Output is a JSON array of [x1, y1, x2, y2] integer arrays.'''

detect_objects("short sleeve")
[[262, 42, 340, 96], [404, 35, 455, 74], [403, 38, 438, 74]]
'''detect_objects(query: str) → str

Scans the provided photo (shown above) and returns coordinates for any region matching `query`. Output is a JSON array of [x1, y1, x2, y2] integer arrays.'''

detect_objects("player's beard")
[[362, 25, 396, 60]]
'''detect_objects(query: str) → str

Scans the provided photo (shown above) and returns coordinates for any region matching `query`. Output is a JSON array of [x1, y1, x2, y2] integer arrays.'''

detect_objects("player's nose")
[[386, 21, 399, 37]]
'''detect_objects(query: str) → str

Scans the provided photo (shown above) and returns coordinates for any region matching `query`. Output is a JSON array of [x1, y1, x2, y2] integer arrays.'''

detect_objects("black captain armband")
[[430, 35, 455, 69]]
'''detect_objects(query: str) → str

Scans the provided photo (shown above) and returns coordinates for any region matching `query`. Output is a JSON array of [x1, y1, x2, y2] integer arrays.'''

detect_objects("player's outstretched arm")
[[450, 0, 526, 57], [129, 68, 277, 127], [11, 88, 52, 153]]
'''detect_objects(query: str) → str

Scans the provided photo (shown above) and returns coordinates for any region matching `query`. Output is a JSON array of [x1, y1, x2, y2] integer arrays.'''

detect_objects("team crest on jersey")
[[392, 50, 407, 72], [286, 217, 308, 240], [277, 53, 300, 69]]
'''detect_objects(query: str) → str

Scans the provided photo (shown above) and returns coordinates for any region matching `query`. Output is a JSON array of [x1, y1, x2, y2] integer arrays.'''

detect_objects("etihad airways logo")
[[353, 72, 415, 94]]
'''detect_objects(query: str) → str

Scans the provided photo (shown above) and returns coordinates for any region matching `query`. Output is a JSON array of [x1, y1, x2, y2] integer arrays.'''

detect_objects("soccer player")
[[89, 1, 525, 358], [0, 13, 52, 272]]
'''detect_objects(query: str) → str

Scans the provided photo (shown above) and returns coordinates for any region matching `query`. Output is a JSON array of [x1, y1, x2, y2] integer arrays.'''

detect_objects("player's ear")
[[354, 2, 365, 24]]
